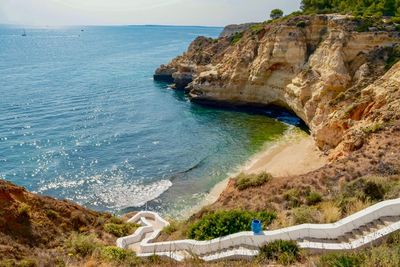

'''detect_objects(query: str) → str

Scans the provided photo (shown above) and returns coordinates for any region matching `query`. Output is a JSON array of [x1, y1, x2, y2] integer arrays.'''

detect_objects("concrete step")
[[201, 247, 259, 262]]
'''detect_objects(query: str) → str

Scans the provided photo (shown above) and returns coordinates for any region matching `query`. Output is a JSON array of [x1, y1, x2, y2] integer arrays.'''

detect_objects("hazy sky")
[[0, 0, 301, 26]]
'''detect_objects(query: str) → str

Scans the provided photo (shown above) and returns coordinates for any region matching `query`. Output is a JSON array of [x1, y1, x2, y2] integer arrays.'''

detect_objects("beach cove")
[[0, 25, 304, 217], [196, 128, 328, 216]]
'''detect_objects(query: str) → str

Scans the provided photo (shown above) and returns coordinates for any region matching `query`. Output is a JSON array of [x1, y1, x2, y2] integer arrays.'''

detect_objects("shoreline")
[[193, 128, 328, 215]]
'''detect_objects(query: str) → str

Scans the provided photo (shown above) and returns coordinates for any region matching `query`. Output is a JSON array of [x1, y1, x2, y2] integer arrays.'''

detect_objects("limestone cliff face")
[[155, 15, 400, 152]]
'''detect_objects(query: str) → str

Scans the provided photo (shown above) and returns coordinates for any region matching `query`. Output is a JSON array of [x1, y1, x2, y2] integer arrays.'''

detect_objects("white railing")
[[117, 198, 400, 261], [117, 211, 169, 249]]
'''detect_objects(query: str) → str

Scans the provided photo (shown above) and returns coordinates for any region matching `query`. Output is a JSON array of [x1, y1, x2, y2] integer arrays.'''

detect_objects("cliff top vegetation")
[[301, 0, 400, 17]]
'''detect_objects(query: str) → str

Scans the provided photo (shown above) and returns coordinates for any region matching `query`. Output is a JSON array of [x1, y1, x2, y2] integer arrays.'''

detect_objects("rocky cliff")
[[154, 15, 400, 154], [219, 23, 258, 38], [0, 179, 111, 264]]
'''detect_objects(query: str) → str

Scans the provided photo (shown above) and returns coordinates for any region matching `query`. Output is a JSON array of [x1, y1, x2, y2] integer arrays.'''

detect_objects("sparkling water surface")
[[0, 25, 300, 216]]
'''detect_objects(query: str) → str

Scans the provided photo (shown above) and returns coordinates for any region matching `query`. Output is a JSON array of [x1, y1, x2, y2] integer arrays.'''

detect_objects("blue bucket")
[[251, 219, 263, 234]]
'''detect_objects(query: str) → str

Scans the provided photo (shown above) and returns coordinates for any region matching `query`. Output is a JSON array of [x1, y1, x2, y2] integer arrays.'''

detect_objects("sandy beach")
[[241, 129, 327, 177], [199, 128, 328, 210]]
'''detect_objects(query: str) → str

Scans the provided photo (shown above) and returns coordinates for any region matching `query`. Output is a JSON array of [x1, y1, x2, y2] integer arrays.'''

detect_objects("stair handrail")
[[117, 198, 400, 256]]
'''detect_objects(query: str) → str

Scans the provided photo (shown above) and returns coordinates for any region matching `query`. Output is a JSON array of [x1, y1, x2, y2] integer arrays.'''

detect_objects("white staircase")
[[116, 199, 400, 262]]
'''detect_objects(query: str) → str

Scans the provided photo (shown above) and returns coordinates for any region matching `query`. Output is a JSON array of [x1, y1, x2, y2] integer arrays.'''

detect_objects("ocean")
[[0, 25, 301, 216]]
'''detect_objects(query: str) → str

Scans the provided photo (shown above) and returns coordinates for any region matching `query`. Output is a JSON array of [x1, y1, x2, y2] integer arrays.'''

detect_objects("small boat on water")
[[22, 29, 27, 37]]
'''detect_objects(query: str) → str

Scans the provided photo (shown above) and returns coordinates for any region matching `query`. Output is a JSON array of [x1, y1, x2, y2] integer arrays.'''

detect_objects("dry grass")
[[156, 219, 188, 242], [0, 179, 140, 266], [319, 202, 341, 223], [270, 210, 291, 229], [343, 198, 371, 217]]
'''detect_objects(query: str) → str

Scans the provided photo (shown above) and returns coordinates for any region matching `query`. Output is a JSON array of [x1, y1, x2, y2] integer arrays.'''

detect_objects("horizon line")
[[0, 22, 229, 28]]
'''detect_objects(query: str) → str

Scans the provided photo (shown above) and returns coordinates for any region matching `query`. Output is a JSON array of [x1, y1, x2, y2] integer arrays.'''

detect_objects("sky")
[[0, 0, 301, 27]]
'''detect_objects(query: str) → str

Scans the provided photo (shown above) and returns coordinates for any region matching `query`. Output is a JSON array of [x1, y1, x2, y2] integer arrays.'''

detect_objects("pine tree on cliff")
[[270, 9, 284, 20]]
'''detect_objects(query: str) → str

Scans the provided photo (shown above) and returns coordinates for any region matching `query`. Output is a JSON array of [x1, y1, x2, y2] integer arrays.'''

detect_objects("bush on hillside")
[[45, 209, 59, 219], [18, 259, 37, 267], [386, 45, 400, 70], [99, 246, 137, 265], [230, 32, 244, 45], [65, 233, 100, 257], [283, 189, 303, 208], [319, 252, 363, 267], [235, 172, 272, 190], [258, 240, 301, 265], [108, 216, 125, 224], [306, 191, 323, 205], [363, 181, 386, 201], [104, 222, 139, 238], [17, 204, 31, 218], [292, 206, 320, 224], [342, 177, 388, 202], [250, 23, 265, 34], [296, 21, 307, 28], [187, 210, 276, 240]]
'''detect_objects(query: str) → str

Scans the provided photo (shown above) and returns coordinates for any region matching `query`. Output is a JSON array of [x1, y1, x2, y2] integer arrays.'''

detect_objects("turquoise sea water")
[[0, 25, 301, 216]]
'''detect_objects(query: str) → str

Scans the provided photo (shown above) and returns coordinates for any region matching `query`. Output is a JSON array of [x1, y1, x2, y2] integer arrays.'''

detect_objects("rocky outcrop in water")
[[154, 14, 400, 154]]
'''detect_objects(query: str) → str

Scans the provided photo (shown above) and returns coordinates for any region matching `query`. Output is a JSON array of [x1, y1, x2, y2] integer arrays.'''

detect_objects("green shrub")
[[361, 244, 400, 266], [391, 17, 400, 24], [18, 259, 37, 267], [386, 45, 400, 70], [296, 21, 307, 28], [65, 233, 99, 257], [250, 23, 265, 34], [283, 189, 302, 208], [108, 216, 124, 224], [187, 210, 276, 240], [104, 222, 139, 237], [356, 20, 373, 32], [362, 122, 383, 134], [45, 209, 59, 219], [99, 246, 137, 265], [292, 206, 319, 224], [0, 259, 15, 267], [319, 252, 363, 267], [258, 240, 300, 265], [363, 181, 386, 201], [230, 32, 243, 45], [17, 204, 31, 217], [235, 172, 272, 190], [342, 177, 387, 202], [306, 191, 323, 205]]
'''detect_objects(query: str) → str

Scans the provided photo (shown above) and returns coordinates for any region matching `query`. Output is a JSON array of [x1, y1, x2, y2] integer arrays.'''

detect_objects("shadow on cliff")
[[153, 80, 309, 133]]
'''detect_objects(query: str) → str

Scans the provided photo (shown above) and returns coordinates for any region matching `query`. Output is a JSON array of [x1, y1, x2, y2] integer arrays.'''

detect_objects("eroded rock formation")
[[154, 15, 400, 153]]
